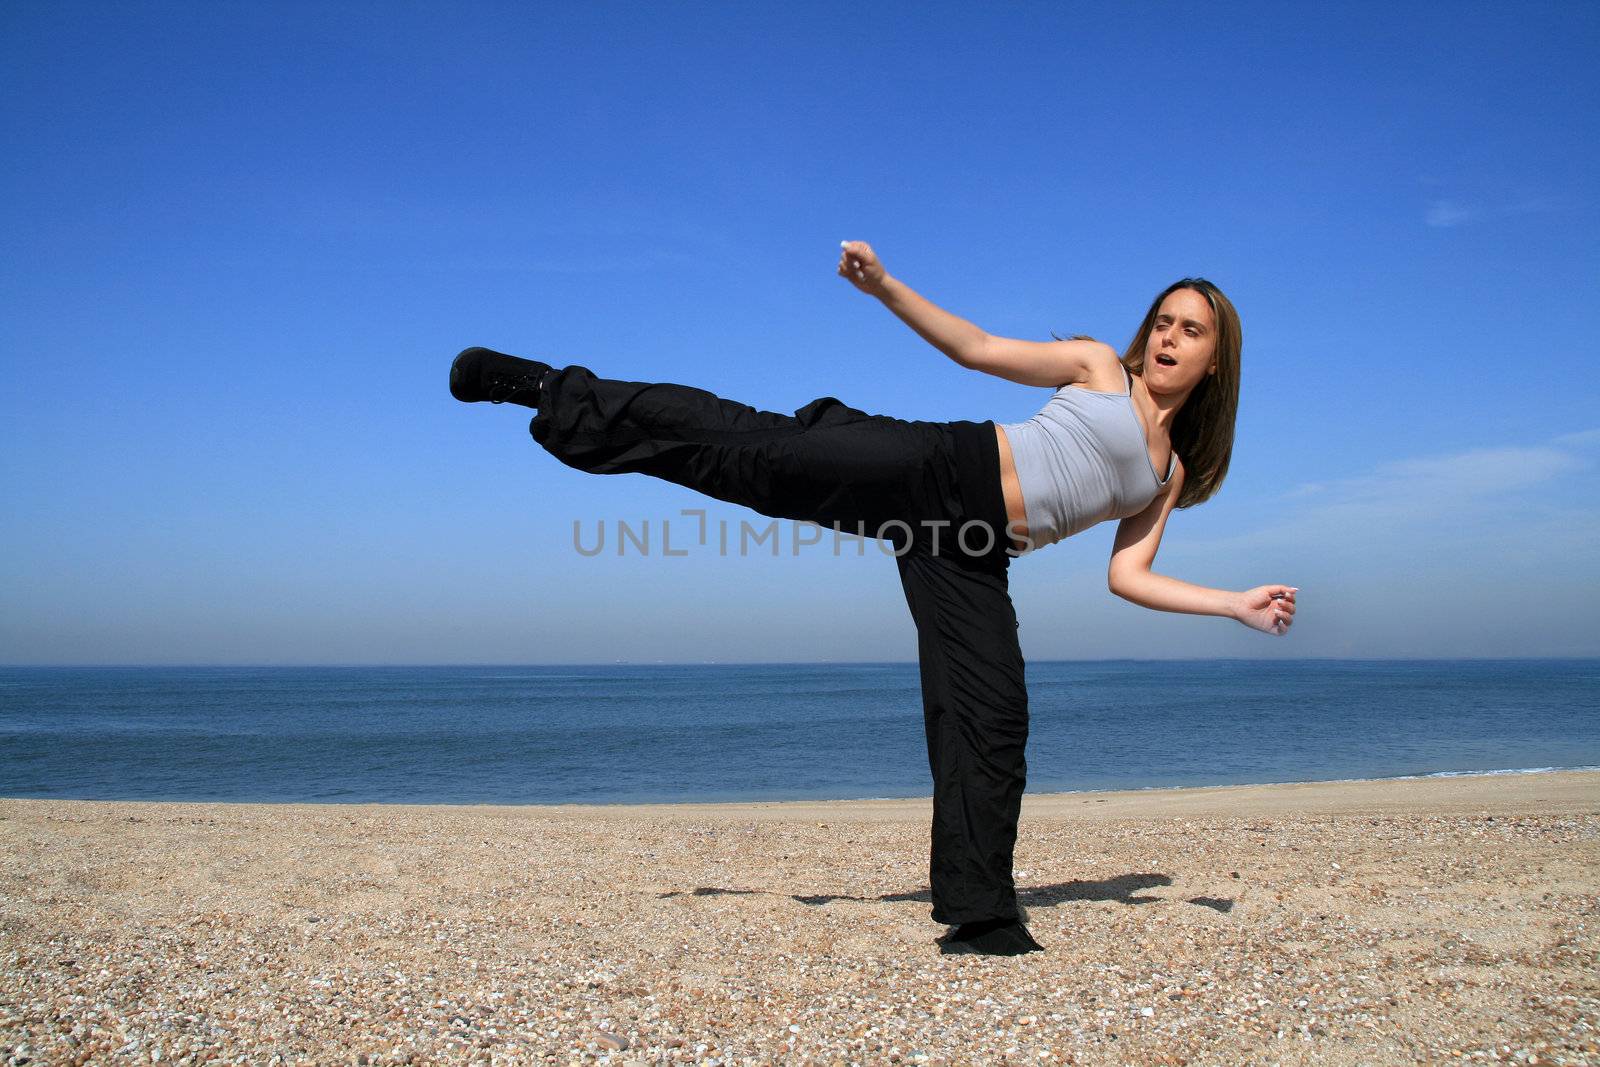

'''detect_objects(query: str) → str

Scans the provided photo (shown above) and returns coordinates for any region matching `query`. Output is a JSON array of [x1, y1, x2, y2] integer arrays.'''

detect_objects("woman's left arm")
[[1107, 463, 1299, 636]]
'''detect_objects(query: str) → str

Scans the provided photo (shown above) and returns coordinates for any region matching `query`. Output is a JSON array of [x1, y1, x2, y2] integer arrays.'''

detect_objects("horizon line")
[[3, 656, 1597, 669]]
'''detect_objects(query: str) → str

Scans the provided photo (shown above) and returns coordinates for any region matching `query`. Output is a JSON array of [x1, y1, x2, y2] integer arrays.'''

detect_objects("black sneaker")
[[449, 347, 552, 408]]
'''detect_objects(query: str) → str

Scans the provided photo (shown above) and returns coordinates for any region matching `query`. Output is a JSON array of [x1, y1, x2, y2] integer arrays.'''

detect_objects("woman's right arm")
[[837, 240, 1108, 389]]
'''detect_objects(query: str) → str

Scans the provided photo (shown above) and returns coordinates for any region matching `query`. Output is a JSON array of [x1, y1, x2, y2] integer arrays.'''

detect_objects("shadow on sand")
[[659, 873, 1236, 913]]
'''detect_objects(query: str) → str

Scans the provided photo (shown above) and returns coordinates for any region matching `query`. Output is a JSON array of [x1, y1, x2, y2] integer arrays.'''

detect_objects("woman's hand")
[[838, 240, 888, 296], [1232, 585, 1299, 636]]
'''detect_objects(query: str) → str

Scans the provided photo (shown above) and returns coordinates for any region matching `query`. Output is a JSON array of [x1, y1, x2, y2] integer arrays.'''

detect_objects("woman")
[[448, 241, 1298, 957]]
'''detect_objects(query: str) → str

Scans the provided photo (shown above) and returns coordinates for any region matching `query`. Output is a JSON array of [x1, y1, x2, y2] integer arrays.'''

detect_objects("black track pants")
[[530, 364, 1030, 925]]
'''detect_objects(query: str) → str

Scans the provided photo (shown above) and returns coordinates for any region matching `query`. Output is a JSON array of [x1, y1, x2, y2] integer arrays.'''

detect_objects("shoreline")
[[3, 770, 1597, 1064], [5, 763, 1598, 814], [7, 768, 1598, 823]]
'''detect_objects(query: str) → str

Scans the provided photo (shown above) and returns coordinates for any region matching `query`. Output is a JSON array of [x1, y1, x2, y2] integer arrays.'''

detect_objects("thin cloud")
[[1552, 427, 1600, 449], [1284, 442, 1583, 519], [1425, 193, 1562, 229], [1181, 432, 1596, 554], [1377, 444, 1583, 495], [1426, 199, 1480, 228]]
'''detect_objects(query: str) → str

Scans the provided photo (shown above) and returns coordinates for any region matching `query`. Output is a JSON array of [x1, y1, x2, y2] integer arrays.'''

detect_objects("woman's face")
[[1143, 288, 1218, 393]]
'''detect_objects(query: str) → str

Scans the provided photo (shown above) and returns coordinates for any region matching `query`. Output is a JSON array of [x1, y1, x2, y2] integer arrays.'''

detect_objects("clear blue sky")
[[3, 1, 1597, 664]]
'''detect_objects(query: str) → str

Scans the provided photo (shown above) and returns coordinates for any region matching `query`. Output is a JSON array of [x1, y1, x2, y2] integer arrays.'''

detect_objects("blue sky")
[[2, 1, 1597, 664]]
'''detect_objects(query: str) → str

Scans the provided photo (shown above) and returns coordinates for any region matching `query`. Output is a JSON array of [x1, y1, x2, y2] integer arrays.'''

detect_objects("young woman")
[[449, 241, 1298, 957]]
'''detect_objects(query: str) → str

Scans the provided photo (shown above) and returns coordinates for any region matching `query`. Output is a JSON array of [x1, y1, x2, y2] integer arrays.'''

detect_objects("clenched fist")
[[838, 240, 888, 295], [1233, 585, 1299, 636]]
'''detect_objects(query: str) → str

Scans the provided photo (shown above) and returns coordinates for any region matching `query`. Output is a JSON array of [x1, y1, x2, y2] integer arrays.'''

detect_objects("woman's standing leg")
[[895, 540, 1039, 955]]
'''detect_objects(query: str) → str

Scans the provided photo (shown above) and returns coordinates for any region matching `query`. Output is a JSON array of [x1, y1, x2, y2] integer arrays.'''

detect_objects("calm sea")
[[2, 661, 1597, 806]]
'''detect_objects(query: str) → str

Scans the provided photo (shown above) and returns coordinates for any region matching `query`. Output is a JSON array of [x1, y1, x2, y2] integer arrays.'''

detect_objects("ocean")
[[2, 660, 1597, 806]]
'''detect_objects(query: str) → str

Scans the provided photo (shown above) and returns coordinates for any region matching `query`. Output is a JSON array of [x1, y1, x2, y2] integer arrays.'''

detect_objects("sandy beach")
[[2, 771, 1597, 1065]]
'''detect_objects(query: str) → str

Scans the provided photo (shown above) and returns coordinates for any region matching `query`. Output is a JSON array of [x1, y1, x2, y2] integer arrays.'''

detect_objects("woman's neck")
[[1132, 372, 1184, 435]]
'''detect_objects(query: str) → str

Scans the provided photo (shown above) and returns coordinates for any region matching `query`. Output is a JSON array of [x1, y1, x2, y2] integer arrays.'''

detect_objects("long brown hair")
[[1121, 278, 1241, 508]]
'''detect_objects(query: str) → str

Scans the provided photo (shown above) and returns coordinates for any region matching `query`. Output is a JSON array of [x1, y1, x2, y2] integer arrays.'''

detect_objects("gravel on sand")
[[3, 771, 1598, 1065]]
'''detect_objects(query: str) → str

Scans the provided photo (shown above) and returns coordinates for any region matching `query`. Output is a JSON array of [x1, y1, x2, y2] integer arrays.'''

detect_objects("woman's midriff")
[[993, 425, 1030, 554]]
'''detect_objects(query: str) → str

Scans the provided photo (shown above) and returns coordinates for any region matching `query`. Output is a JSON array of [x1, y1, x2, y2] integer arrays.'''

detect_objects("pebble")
[[2, 775, 1597, 1064]]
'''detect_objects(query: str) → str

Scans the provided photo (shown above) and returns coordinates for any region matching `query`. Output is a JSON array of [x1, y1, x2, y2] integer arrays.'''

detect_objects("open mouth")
[[1155, 354, 1177, 366]]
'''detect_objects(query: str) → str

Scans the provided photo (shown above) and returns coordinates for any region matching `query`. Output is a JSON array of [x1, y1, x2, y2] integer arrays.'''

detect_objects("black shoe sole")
[[449, 347, 497, 403], [450, 347, 549, 406], [936, 920, 1044, 956], [938, 939, 1043, 956]]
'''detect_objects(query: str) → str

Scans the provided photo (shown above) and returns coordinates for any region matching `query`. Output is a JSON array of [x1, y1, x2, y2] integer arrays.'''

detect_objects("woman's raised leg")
[[454, 347, 1039, 955], [529, 362, 952, 534]]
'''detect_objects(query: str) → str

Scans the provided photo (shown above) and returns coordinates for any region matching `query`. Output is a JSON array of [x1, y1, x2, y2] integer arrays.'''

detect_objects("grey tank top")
[[999, 365, 1176, 549]]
